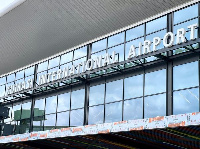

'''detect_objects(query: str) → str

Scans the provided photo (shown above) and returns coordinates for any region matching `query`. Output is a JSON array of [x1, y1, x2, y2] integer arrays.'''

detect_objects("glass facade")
[[0, 3, 200, 136]]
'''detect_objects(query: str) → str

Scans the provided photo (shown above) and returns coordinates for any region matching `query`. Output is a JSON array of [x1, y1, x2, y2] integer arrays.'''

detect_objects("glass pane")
[[34, 99, 45, 117], [89, 84, 104, 106], [73, 46, 87, 60], [108, 32, 124, 47], [25, 66, 34, 76], [57, 93, 70, 112], [21, 101, 31, 119], [106, 79, 123, 103], [48, 57, 60, 69], [174, 18, 198, 41], [146, 29, 166, 51], [0, 85, 5, 97], [105, 101, 122, 123], [56, 111, 69, 128], [4, 105, 12, 123], [13, 103, 22, 121], [92, 39, 107, 53], [45, 96, 57, 114], [124, 74, 143, 99], [108, 44, 124, 62], [7, 73, 15, 83], [88, 105, 104, 125], [44, 114, 56, 130], [144, 93, 166, 118], [173, 88, 199, 115], [125, 37, 144, 59], [70, 109, 84, 126], [38, 61, 48, 72], [33, 118, 44, 132], [0, 77, 6, 85], [16, 70, 24, 80], [71, 89, 85, 109], [126, 24, 144, 41], [145, 69, 166, 95], [173, 61, 198, 90], [174, 4, 198, 24], [124, 98, 143, 120], [60, 52, 73, 64], [146, 16, 167, 34]]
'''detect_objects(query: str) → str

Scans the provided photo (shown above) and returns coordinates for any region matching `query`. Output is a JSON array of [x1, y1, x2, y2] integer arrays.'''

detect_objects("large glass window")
[[88, 105, 104, 125], [126, 24, 144, 41], [105, 101, 122, 123], [56, 111, 69, 128], [173, 61, 198, 90], [57, 93, 70, 112], [145, 69, 166, 95], [106, 79, 123, 103], [124, 74, 143, 99], [144, 93, 166, 118], [108, 32, 124, 48], [70, 109, 84, 126], [173, 61, 199, 115], [45, 96, 57, 114], [92, 39, 107, 53], [71, 89, 85, 109], [89, 84, 104, 106], [124, 98, 143, 120]]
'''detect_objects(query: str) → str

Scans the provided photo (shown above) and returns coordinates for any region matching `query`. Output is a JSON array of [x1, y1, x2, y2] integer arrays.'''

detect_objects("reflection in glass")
[[92, 39, 107, 53], [7, 73, 15, 83], [57, 93, 70, 112], [25, 66, 34, 76], [105, 101, 122, 123], [124, 74, 143, 99], [174, 18, 198, 41], [173, 88, 199, 115], [70, 109, 84, 126], [108, 44, 124, 62], [57, 111, 69, 128], [125, 37, 144, 59], [33, 118, 44, 132], [13, 103, 22, 121], [21, 101, 31, 119], [44, 114, 56, 130], [88, 105, 104, 124], [16, 70, 24, 80], [4, 105, 12, 123], [60, 52, 73, 64], [73, 46, 87, 60], [174, 4, 198, 24], [124, 98, 143, 120], [89, 84, 104, 106], [145, 69, 166, 95], [0, 85, 5, 97], [37, 61, 48, 72], [173, 61, 198, 90], [34, 99, 45, 119], [45, 96, 57, 114], [126, 24, 144, 41], [71, 89, 85, 109], [144, 93, 166, 118], [146, 16, 167, 34], [0, 77, 6, 85], [146, 29, 166, 50], [48, 57, 60, 69], [106, 80, 123, 103], [108, 32, 124, 47]]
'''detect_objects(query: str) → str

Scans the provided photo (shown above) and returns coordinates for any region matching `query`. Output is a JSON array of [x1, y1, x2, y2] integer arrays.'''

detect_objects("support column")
[[29, 64, 38, 132], [84, 44, 92, 125], [166, 13, 173, 116]]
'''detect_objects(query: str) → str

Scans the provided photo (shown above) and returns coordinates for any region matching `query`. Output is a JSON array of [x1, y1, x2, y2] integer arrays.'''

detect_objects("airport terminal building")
[[0, 0, 200, 148]]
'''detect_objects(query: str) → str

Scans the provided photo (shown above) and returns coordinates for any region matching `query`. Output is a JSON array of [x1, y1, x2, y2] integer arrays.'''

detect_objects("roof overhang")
[[0, 0, 196, 76]]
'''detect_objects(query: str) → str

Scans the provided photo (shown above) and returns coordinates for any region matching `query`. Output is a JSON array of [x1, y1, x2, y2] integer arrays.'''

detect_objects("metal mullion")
[[69, 87, 72, 127], [55, 95, 58, 128], [143, 69, 145, 119], [173, 16, 198, 27], [198, 2, 200, 113], [173, 86, 199, 92]]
